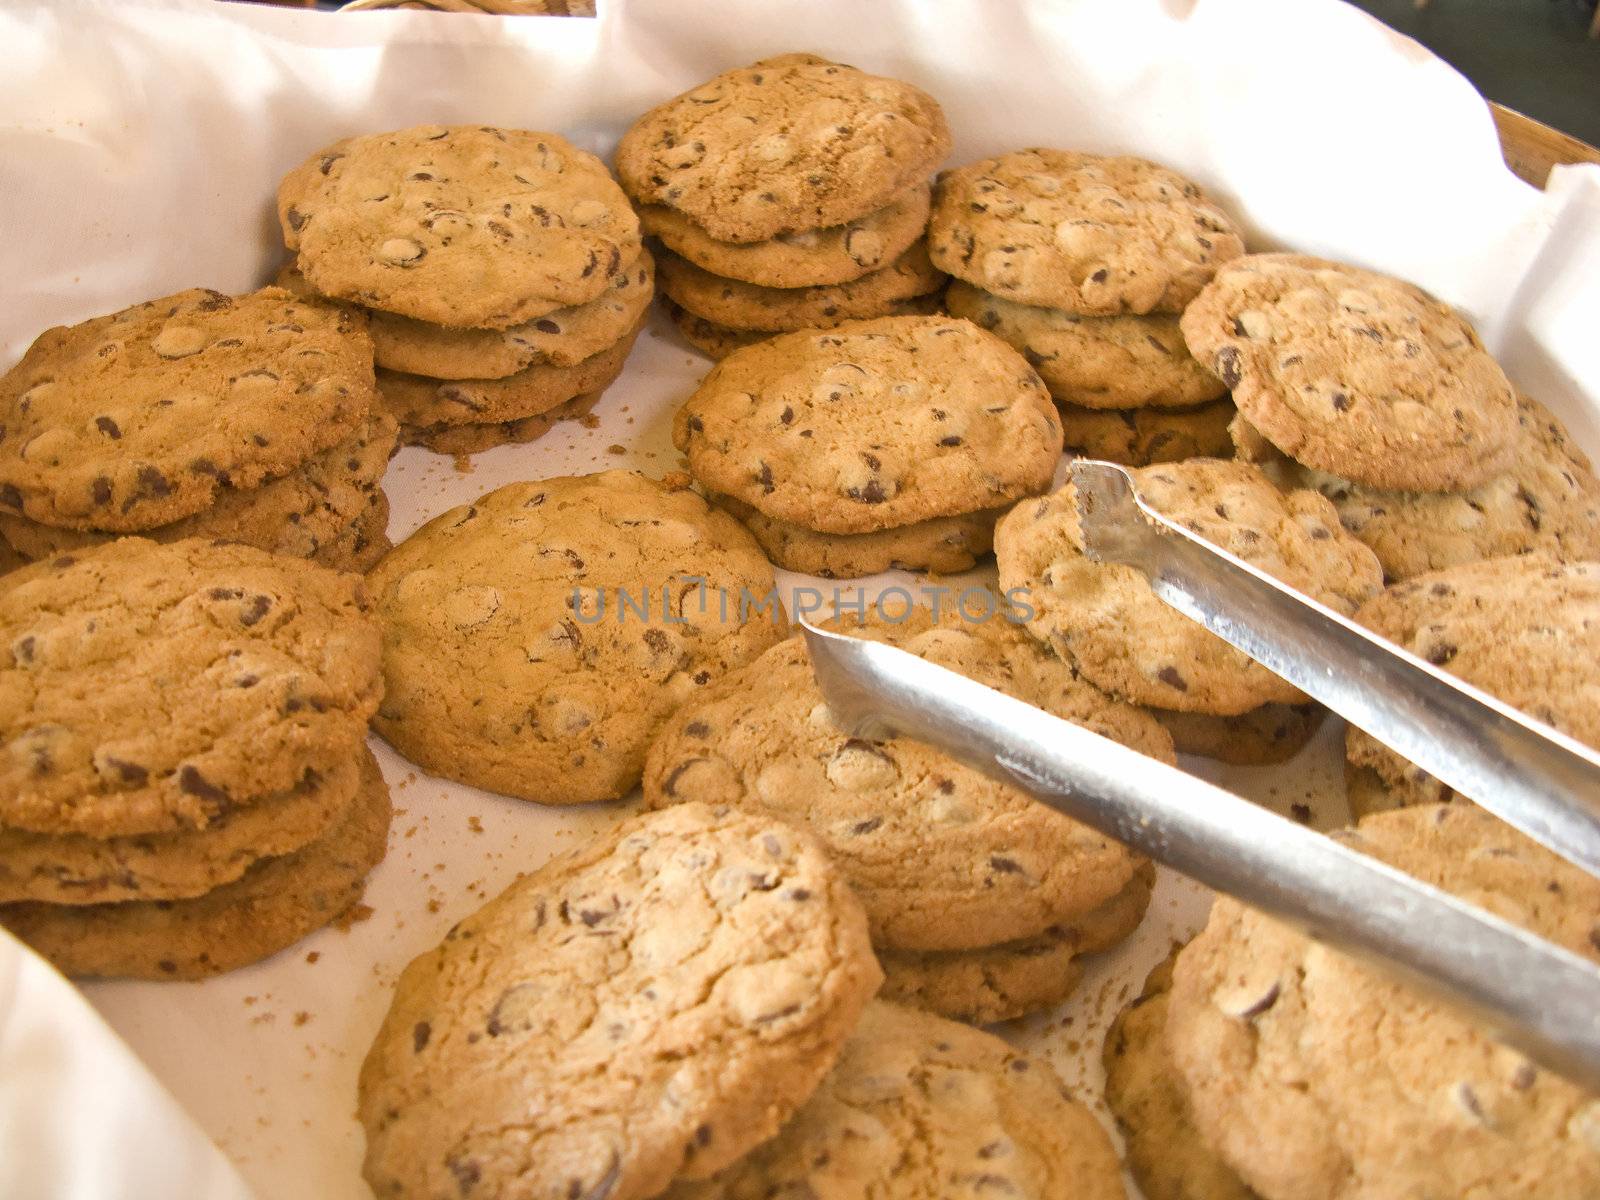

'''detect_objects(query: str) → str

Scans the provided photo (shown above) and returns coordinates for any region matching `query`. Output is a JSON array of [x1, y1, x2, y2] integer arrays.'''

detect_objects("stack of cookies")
[[997, 459, 1384, 764], [358, 802, 1130, 1200], [932, 149, 1245, 466], [1105, 804, 1600, 1200], [0, 286, 391, 571], [645, 604, 1172, 1024], [674, 315, 1065, 577], [1191, 254, 1600, 582], [277, 125, 648, 456], [0, 538, 390, 979], [616, 54, 952, 358]]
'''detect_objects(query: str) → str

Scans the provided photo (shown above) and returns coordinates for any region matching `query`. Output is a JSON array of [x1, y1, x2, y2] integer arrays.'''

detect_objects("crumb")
[[468, 815, 484, 834], [336, 903, 376, 931], [305, 951, 320, 965], [428, 899, 442, 913], [453, 453, 473, 473], [606, 443, 627, 455], [661, 470, 693, 490], [579, 414, 601, 429], [294, 1012, 312, 1027]]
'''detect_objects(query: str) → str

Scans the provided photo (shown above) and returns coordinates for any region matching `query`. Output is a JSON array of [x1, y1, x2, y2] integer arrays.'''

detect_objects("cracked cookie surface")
[[929, 150, 1243, 313], [279, 126, 640, 327], [1181, 254, 1517, 491], [617, 54, 950, 244], [0, 747, 390, 980], [1168, 804, 1600, 1200], [367, 472, 785, 804], [0, 287, 376, 531], [358, 801, 881, 1200], [663, 999, 1124, 1200], [644, 606, 1169, 952], [0, 537, 382, 837], [674, 316, 1062, 535], [1345, 555, 1600, 809], [996, 460, 1383, 713]]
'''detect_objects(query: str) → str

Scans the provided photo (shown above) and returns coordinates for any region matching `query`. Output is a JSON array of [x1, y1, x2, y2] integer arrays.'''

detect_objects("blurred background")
[[236, 0, 1598, 155]]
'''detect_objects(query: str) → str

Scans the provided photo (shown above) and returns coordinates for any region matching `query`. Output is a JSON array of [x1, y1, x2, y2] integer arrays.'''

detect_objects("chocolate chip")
[[938, 435, 963, 446], [447, 1157, 481, 1195], [1511, 1063, 1537, 1090], [240, 595, 273, 627], [757, 462, 774, 493], [136, 465, 172, 498], [683, 721, 710, 738], [1426, 643, 1457, 666], [0, 484, 23, 511], [849, 480, 887, 504], [1157, 665, 1188, 691], [412, 1021, 431, 1052], [12, 636, 34, 665], [95, 416, 121, 439], [178, 765, 230, 806], [106, 757, 149, 786], [989, 855, 1023, 874], [851, 817, 883, 835], [535, 319, 561, 334], [1214, 346, 1242, 389], [286, 207, 306, 231], [1291, 803, 1312, 824], [1235, 981, 1281, 1019], [662, 759, 706, 797]]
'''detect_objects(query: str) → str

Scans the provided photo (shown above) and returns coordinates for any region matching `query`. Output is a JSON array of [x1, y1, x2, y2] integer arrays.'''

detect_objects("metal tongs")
[[800, 459, 1600, 1091]]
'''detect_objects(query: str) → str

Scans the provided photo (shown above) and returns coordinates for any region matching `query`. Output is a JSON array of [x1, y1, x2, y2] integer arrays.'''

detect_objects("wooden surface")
[[1492, 101, 1600, 186]]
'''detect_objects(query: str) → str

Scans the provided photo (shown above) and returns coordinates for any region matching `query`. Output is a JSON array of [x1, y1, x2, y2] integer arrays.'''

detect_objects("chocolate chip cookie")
[[996, 460, 1383, 713], [930, 150, 1243, 313], [358, 801, 880, 1200], [280, 126, 640, 327], [617, 54, 950, 243], [366, 472, 786, 804], [1181, 254, 1518, 492], [0, 287, 376, 531], [674, 316, 1062, 535]]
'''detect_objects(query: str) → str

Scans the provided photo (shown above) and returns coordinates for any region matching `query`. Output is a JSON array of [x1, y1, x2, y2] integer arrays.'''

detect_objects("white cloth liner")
[[1, 0, 1597, 1195]]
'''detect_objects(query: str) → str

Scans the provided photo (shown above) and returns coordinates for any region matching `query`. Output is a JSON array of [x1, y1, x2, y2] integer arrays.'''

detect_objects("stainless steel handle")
[[1070, 458, 1600, 880], [800, 620, 1600, 1092]]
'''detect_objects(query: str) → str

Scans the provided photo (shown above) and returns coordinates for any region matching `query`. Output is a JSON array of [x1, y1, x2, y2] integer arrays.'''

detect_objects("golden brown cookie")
[[280, 248, 655, 378], [674, 316, 1062, 535], [0, 754, 360, 905], [947, 279, 1227, 409], [1169, 804, 1600, 1200], [0, 748, 391, 980], [640, 182, 931, 287], [643, 608, 1170, 952], [0, 538, 382, 837], [400, 391, 599, 456], [1345, 555, 1600, 809], [616, 54, 951, 243], [279, 126, 640, 327], [0, 287, 376, 532], [996, 460, 1383, 714], [656, 241, 946, 332], [1103, 950, 1259, 1200], [1181, 254, 1518, 492], [374, 317, 640, 430], [0, 412, 396, 565], [367, 472, 786, 804], [878, 863, 1154, 1024], [1059, 399, 1237, 466], [358, 802, 881, 1200], [929, 150, 1243, 313], [712, 494, 1000, 577], [663, 1001, 1126, 1200]]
